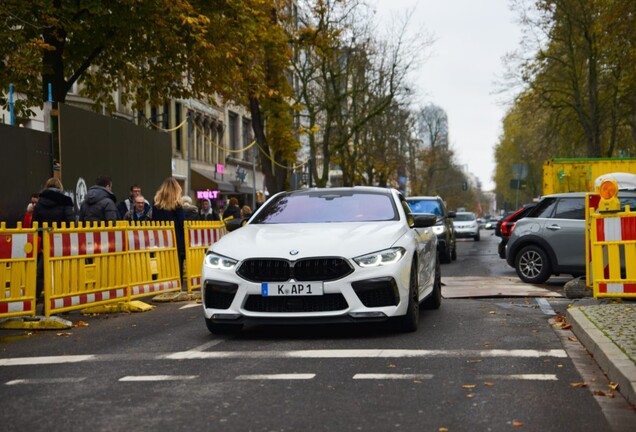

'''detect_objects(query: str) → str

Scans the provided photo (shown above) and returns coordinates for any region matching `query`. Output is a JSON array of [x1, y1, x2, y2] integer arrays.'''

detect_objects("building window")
[[229, 111, 239, 153], [242, 118, 252, 161], [162, 102, 170, 129], [175, 103, 182, 153]]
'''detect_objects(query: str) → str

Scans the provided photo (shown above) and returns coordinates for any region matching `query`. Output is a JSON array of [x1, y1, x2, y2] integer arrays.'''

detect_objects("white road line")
[[166, 349, 568, 360], [535, 298, 556, 315], [179, 303, 201, 310], [5, 377, 86, 385], [353, 373, 434, 380], [119, 375, 197, 382], [186, 340, 225, 352], [0, 355, 96, 366], [478, 374, 558, 381], [236, 374, 316, 380]]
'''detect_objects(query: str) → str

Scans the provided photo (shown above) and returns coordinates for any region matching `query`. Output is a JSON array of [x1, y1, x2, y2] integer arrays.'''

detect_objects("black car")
[[406, 196, 457, 263]]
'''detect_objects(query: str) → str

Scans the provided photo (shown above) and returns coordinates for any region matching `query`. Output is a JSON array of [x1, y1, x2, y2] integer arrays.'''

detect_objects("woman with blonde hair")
[[152, 177, 186, 281]]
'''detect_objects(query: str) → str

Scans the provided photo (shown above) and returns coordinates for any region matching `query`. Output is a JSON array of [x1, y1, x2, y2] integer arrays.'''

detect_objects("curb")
[[567, 307, 636, 405]]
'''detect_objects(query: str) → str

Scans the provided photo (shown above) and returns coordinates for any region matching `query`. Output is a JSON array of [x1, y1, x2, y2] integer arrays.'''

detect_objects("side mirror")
[[224, 218, 244, 232], [412, 213, 437, 228]]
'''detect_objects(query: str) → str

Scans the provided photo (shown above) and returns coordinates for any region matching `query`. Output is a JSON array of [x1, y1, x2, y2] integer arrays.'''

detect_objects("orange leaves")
[[570, 382, 587, 388]]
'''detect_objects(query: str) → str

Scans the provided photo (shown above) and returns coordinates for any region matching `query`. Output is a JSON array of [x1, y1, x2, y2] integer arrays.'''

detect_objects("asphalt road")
[[1, 230, 634, 431]]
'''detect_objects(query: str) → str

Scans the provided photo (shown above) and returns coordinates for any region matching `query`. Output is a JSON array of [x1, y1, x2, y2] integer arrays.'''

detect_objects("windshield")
[[455, 213, 475, 222], [406, 199, 442, 216], [251, 190, 399, 224]]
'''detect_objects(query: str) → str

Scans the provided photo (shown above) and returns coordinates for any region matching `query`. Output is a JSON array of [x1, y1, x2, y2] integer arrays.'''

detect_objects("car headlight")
[[354, 247, 405, 268], [432, 225, 445, 235], [204, 252, 238, 270]]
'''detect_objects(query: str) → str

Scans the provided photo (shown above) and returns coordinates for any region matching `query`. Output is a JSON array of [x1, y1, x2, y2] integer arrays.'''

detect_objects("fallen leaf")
[[438, 428, 449, 432], [568, 336, 578, 342], [562, 324, 572, 330], [489, 311, 497, 315], [466, 393, 475, 398], [483, 382, 495, 387], [462, 384, 476, 390], [570, 382, 587, 388], [593, 390, 606, 396], [73, 321, 89, 327], [388, 364, 396, 368], [512, 421, 524, 427], [413, 380, 422, 384], [56, 332, 72, 337], [609, 382, 619, 390], [466, 359, 482, 364], [554, 316, 565, 323], [483, 342, 492, 347]]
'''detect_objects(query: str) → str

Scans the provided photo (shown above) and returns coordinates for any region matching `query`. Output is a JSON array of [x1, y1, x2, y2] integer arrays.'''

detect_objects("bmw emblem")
[[289, 249, 299, 256]]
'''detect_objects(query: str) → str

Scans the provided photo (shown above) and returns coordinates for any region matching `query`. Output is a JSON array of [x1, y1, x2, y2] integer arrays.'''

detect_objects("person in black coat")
[[79, 175, 118, 223], [152, 177, 186, 281], [199, 198, 221, 221], [32, 177, 76, 299]]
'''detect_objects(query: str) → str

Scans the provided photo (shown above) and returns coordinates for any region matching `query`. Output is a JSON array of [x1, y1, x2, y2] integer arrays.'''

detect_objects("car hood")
[[209, 222, 409, 260]]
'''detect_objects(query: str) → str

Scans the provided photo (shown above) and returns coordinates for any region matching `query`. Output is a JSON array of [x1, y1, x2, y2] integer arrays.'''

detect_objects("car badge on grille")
[[289, 249, 299, 255]]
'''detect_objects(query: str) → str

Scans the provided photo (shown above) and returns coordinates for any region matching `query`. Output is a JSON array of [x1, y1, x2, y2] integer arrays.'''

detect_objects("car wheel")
[[474, 232, 480, 241], [440, 244, 451, 264], [205, 318, 243, 335], [422, 255, 442, 310], [515, 245, 552, 284], [397, 261, 419, 332], [498, 241, 506, 259]]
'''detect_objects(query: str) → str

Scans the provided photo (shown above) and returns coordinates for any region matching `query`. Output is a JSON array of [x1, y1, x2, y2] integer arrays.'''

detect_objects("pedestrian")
[[32, 177, 76, 300], [22, 192, 39, 228], [223, 197, 241, 220], [123, 194, 153, 222], [181, 195, 200, 220], [152, 177, 186, 281], [255, 190, 265, 210], [241, 205, 253, 220], [199, 198, 221, 221], [117, 184, 148, 219], [79, 175, 118, 223]]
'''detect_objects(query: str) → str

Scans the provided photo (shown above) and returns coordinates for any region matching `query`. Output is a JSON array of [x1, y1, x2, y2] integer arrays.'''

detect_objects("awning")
[[238, 184, 255, 195], [191, 167, 235, 193]]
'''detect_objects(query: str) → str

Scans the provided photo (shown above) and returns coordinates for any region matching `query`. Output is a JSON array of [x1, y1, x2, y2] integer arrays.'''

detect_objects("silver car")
[[506, 191, 636, 284], [453, 211, 480, 241]]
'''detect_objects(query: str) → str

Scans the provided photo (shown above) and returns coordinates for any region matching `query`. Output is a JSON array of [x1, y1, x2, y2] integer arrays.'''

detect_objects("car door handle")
[[546, 225, 561, 231]]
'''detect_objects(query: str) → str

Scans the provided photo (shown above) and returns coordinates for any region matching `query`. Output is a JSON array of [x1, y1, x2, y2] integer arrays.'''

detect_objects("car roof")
[[405, 196, 443, 200]]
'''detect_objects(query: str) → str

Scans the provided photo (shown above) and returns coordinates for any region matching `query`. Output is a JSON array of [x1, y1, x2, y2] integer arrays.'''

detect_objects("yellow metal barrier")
[[587, 202, 636, 298], [126, 221, 181, 299], [0, 222, 38, 318], [43, 221, 130, 317], [184, 220, 227, 292]]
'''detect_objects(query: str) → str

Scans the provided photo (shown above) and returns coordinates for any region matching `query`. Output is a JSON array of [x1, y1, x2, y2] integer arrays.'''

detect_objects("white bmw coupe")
[[202, 187, 441, 334]]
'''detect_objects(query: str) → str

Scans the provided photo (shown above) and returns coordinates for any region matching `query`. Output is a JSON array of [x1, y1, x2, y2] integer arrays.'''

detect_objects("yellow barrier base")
[[152, 291, 201, 302], [81, 301, 155, 315], [0, 316, 73, 330]]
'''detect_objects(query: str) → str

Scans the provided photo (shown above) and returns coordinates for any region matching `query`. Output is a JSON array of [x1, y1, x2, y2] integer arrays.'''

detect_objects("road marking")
[[179, 303, 201, 310], [0, 349, 568, 367], [535, 298, 556, 315], [478, 374, 558, 381], [5, 377, 86, 385], [166, 349, 568, 360], [119, 375, 197, 382], [353, 373, 434, 380], [236, 374, 315, 380], [0, 355, 96, 366]]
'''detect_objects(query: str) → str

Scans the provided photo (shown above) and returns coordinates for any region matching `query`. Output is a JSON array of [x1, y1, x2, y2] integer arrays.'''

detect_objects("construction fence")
[[586, 194, 636, 298], [1, 220, 227, 319]]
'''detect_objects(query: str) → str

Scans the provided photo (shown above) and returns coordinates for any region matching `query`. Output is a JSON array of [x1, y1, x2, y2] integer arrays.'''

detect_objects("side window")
[[554, 198, 585, 220], [531, 198, 557, 218]]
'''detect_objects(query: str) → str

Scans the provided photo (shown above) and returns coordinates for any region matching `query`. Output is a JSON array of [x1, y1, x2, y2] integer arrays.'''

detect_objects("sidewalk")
[[567, 300, 636, 405]]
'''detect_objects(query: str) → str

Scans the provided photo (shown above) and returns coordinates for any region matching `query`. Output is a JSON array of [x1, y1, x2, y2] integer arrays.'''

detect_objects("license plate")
[[261, 282, 324, 296]]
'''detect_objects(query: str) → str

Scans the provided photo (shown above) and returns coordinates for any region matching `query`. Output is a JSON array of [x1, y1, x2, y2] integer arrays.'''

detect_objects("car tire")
[[451, 241, 457, 261], [514, 245, 552, 284], [474, 232, 480, 241], [397, 261, 419, 332], [422, 255, 442, 310], [205, 318, 243, 335], [440, 244, 451, 264]]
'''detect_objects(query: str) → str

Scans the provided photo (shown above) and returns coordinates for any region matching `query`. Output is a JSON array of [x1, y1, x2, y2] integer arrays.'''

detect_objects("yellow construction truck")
[[543, 157, 636, 194]]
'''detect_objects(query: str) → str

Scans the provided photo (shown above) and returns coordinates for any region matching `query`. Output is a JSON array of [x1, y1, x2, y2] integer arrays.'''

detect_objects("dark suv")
[[406, 196, 456, 263], [506, 191, 636, 284]]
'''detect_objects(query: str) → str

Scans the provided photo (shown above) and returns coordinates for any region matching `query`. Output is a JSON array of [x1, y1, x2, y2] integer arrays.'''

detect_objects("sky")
[[374, 0, 523, 191]]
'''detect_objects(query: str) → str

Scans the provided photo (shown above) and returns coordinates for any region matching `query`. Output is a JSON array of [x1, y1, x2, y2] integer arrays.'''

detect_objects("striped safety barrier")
[[43, 222, 129, 316], [587, 198, 636, 298], [0, 222, 38, 318], [184, 221, 227, 292], [127, 221, 181, 299]]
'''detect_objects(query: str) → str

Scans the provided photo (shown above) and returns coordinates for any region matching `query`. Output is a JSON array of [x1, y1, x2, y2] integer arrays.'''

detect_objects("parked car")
[[505, 191, 636, 283], [202, 187, 441, 334], [453, 211, 480, 241], [406, 196, 457, 263], [495, 204, 536, 259]]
